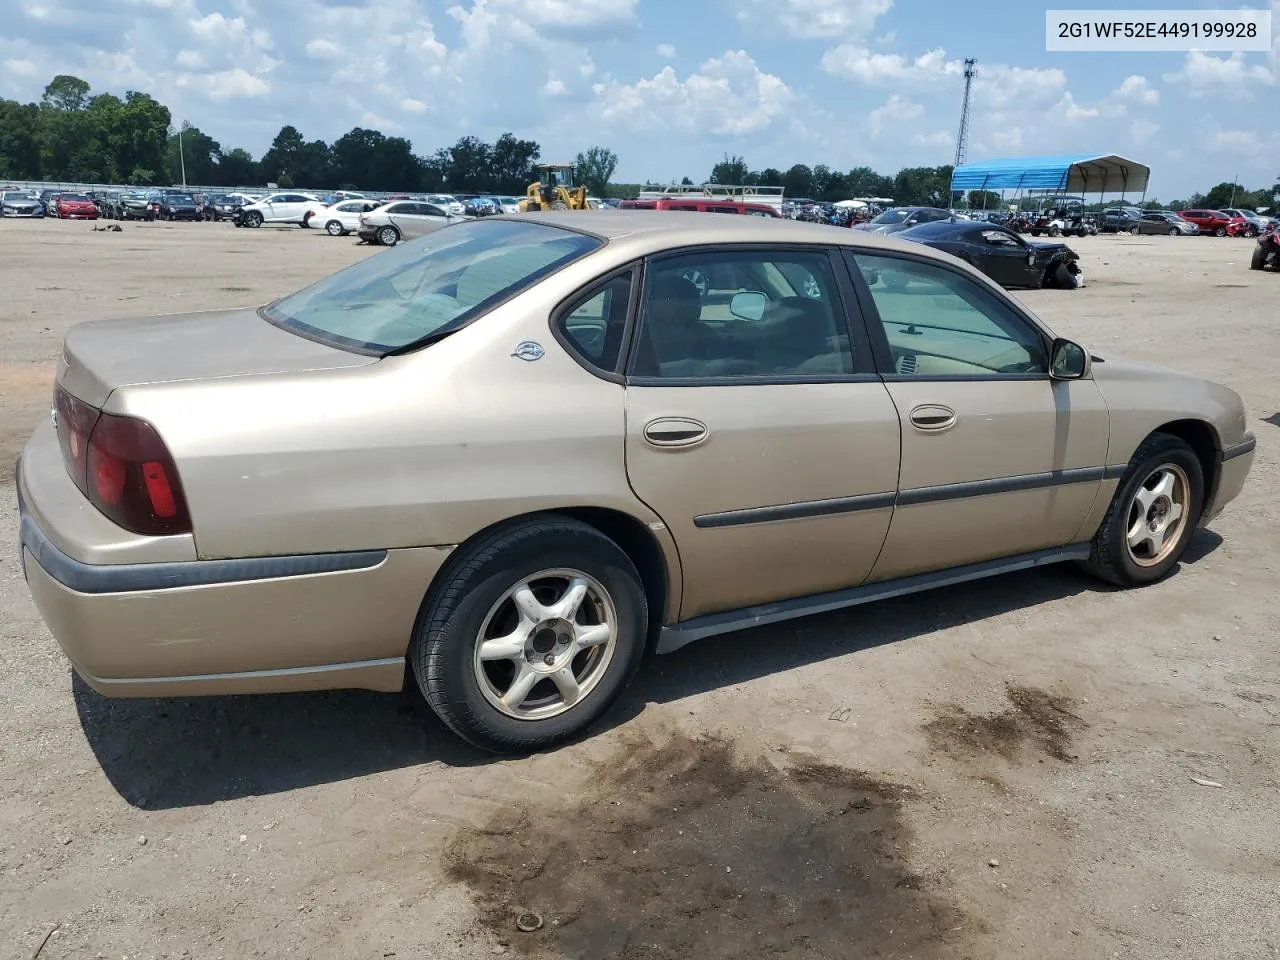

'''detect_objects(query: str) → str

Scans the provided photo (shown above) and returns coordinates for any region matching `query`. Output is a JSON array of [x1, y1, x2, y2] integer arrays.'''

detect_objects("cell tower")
[[954, 58, 976, 168]]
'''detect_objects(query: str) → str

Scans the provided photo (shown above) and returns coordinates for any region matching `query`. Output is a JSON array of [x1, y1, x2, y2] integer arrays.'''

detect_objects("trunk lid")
[[59, 307, 376, 407]]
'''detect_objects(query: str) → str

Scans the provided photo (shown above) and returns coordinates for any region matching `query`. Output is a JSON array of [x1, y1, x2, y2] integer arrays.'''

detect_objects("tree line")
[[1, 74, 1274, 211]]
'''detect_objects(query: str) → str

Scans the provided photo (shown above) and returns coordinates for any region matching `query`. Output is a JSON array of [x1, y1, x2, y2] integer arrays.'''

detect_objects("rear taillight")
[[54, 384, 191, 536]]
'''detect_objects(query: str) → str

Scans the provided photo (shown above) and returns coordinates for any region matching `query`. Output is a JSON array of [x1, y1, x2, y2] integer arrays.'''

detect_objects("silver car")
[[357, 200, 465, 246]]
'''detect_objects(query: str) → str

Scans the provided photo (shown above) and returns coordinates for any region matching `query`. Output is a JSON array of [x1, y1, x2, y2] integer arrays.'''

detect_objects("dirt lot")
[[1, 218, 1277, 960]]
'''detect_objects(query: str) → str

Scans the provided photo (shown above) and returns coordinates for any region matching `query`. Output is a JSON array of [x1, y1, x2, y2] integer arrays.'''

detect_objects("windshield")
[[262, 219, 602, 354], [61, 194, 91, 202], [871, 209, 910, 224]]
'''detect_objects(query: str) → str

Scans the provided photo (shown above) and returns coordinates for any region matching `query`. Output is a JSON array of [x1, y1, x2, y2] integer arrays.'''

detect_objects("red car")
[[54, 193, 98, 220], [1178, 209, 1247, 237]]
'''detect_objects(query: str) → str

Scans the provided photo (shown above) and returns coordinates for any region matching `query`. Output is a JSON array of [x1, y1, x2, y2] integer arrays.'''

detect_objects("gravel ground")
[[1, 218, 1277, 960]]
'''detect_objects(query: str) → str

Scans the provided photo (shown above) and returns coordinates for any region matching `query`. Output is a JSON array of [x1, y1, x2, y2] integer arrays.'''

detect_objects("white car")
[[496, 196, 523, 214], [425, 194, 466, 216], [302, 198, 383, 236], [234, 192, 323, 228]]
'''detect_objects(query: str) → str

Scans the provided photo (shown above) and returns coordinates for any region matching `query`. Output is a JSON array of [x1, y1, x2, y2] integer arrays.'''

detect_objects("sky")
[[0, 0, 1277, 200]]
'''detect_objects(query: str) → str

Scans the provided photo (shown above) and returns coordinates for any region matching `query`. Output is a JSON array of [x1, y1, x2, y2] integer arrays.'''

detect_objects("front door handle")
[[908, 404, 957, 432], [643, 417, 708, 448]]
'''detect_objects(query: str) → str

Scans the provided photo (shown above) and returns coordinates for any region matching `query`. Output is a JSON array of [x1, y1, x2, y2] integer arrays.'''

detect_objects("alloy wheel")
[[472, 568, 618, 721], [1125, 463, 1190, 567]]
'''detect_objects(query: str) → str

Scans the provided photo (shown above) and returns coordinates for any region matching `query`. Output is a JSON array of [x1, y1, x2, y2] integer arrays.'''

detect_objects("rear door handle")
[[908, 404, 957, 432], [643, 417, 708, 448]]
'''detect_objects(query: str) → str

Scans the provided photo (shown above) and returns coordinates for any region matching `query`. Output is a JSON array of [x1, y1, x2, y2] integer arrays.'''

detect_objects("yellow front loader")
[[519, 163, 589, 211]]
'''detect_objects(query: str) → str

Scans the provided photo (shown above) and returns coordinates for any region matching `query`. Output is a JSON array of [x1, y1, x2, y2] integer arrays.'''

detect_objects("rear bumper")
[[16, 432, 453, 697]]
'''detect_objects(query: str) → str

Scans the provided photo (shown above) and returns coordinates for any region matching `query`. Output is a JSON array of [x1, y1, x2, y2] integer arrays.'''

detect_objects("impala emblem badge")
[[512, 340, 545, 361]]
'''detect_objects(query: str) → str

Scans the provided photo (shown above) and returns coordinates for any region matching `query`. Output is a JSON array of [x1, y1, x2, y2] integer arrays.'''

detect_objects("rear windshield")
[[870, 209, 909, 224], [262, 218, 602, 354]]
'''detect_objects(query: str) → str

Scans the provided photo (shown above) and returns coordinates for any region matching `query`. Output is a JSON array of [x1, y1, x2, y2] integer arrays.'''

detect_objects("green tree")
[[490, 133, 540, 193], [1201, 182, 1241, 208], [114, 91, 171, 184], [436, 135, 493, 192], [709, 153, 750, 184], [43, 74, 90, 112], [781, 163, 813, 198], [574, 145, 617, 197], [167, 123, 222, 185], [216, 147, 257, 184], [0, 99, 42, 179], [965, 190, 1001, 210]]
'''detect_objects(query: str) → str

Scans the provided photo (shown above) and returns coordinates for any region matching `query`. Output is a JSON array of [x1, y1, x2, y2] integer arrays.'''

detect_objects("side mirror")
[[1050, 338, 1089, 379], [729, 291, 767, 321]]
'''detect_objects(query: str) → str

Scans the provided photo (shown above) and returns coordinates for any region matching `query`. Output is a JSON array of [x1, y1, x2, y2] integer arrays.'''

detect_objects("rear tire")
[[551, 200, 570, 210], [325, 219, 344, 236], [1214, 227, 1225, 237], [377, 225, 399, 246], [411, 515, 647, 754], [1079, 433, 1204, 587], [1167, 227, 1178, 237]]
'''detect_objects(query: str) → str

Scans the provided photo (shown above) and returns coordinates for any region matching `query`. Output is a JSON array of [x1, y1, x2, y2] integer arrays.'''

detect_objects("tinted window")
[[630, 250, 853, 380], [559, 271, 632, 371], [263, 220, 601, 354], [423, 204, 447, 217], [853, 253, 1047, 377], [709, 206, 739, 214], [384, 202, 411, 214]]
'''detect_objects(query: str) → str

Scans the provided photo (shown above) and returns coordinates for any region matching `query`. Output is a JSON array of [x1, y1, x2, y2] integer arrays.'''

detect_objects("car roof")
[[490, 210, 949, 257]]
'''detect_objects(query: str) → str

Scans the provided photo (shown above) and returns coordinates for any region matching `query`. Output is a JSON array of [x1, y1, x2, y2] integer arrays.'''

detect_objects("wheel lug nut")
[[543, 654, 556, 666]]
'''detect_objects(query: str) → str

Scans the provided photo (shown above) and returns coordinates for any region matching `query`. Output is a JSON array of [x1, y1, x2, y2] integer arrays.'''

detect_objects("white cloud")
[[451, 0, 638, 42], [656, 43, 675, 58], [182, 67, 269, 101], [1213, 129, 1262, 154], [305, 38, 343, 60], [867, 94, 922, 136], [399, 97, 426, 113], [1056, 92, 1099, 121], [911, 129, 952, 148], [736, 0, 893, 40], [1113, 74, 1158, 106], [3, 58, 39, 76], [589, 50, 796, 137], [542, 77, 567, 95], [1163, 52, 1273, 96], [174, 49, 203, 69]]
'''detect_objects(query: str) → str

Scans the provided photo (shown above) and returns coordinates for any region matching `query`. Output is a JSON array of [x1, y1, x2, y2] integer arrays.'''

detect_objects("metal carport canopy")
[[950, 154, 1150, 195]]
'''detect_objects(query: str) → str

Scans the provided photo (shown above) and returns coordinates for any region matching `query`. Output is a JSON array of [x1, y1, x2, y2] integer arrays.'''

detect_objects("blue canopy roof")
[[951, 154, 1150, 195]]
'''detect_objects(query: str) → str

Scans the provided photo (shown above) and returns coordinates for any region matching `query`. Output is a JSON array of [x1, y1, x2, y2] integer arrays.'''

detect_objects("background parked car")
[[1, 190, 45, 217], [54, 193, 98, 220], [37, 189, 59, 215], [307, 198, 383, 236], [1178, 209, 1244, 237], [158, 193, 201, 221], [424, 193, 466, 216], [233, 192, 322, 228], [204, 194, 246, 221], [897, 218, 1083, 289], [357, 200, 462, 245], [1137, 211, 1198, 236], [1100, 207, 1144, 234], [852, 206, 952, 235], [113, 192, 156, 220], [1218, 208, 1266, 237]]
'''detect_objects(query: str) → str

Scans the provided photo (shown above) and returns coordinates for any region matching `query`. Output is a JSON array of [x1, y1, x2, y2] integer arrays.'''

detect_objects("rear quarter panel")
[[104, 257, 682, 617]]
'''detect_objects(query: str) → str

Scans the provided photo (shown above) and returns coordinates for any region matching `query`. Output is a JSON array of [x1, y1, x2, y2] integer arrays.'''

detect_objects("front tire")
[[244, 210, 263, 228], [1079, 433, 1204, 587], [1250, 245, 1266, 270], [411, 515, 648, 754], [1214, 227, 1226, 237]]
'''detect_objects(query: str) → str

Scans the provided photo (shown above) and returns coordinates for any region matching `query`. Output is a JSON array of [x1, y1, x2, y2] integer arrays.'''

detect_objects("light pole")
[[178, 123, 187, 187]]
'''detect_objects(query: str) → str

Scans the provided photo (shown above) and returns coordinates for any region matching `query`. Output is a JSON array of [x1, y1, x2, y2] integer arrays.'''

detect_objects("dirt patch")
[[445, 732, 970, 959], [0, 362, 55, 483], [922, 684, 1086, 763]]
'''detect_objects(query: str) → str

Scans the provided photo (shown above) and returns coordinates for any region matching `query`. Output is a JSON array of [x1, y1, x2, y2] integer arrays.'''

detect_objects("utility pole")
[[954, 58, 976, 169], [178, 123, 187, 187], [1228, 174, 1238, 207]]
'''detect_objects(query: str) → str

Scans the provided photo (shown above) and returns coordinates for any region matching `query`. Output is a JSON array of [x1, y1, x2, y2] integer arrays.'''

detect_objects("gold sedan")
[[16, 212, 1256, 753]]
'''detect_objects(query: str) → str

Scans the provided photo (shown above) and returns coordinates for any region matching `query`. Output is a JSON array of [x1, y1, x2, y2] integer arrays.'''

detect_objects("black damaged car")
[[158, 193, 201, 221], [897, 218, 1083, 289]]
